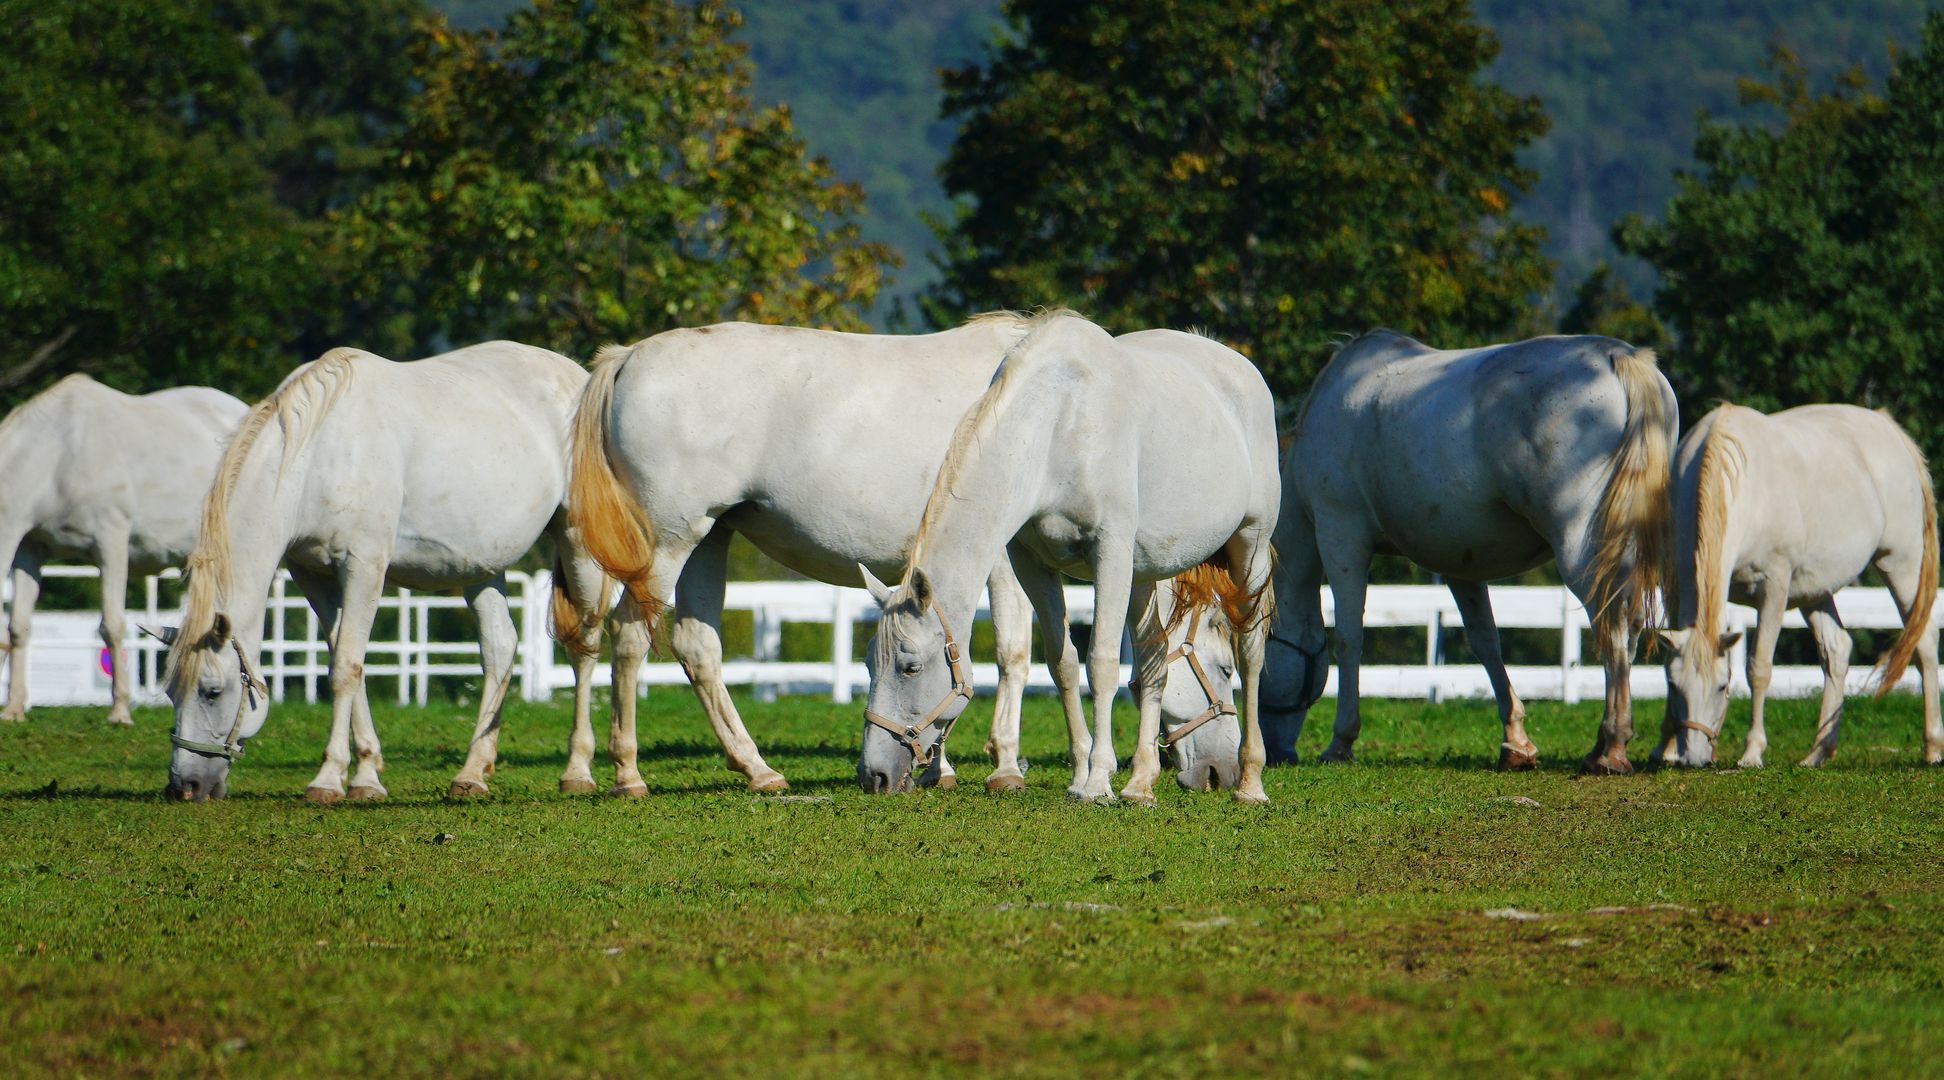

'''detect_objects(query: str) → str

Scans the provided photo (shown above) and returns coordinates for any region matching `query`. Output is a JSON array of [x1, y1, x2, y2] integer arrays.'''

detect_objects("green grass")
[[1, 687, 1940, 1077]]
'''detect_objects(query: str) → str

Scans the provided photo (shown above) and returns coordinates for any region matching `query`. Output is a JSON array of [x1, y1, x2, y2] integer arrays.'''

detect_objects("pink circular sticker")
[[99, 648, 114, 677]]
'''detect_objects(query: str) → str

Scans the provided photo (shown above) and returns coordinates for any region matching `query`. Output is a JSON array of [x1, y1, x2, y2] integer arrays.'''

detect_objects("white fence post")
[[830, 586, 854, 704], [754, 604, 781, 704]]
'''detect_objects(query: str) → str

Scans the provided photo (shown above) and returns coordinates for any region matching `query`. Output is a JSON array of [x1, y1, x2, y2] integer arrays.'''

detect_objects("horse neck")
[[204, 432, 304, 652], [0, 414, 60, 540], [911, 381, 1065, 626]]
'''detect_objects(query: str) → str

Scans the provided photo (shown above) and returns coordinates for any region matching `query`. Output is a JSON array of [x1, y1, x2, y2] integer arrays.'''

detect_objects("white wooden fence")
[[2, 566, 1935, 707]]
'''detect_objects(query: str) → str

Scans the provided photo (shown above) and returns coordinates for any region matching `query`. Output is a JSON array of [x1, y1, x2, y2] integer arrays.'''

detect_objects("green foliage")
[[1478, 0, 1928, 295], [1558, 263, 1667, 351], [0, 1, 315, 404], [922, 0, 1553, 394], [332, 0, 894, 360], [1617, 17, 1944, 452], [3, 695, 1943, 1072]]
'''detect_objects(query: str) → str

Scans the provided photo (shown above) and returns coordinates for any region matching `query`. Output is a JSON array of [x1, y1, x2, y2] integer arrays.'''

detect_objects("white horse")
[[1654, 404, 1941, 768], [158, 342, 623, 802], [0, 376, 246, 724], [561, 316, 1243, 796], [1262, 331, 1675, 773], [858, 311, 1280, 804]]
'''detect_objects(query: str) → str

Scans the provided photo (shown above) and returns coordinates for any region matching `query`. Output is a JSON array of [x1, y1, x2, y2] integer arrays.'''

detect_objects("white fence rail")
[[2, 567, 1936, 707]]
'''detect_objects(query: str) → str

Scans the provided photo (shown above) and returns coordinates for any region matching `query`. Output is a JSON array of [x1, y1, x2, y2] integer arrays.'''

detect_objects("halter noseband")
[[170, 638, 268, 762], [863, 602, 974, 773], [1132, 608, 1238, 752]]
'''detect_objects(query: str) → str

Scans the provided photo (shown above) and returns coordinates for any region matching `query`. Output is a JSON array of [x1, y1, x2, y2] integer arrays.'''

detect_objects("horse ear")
[[205, 612, 232, 649], [858, 564, 894, 607], [1717, 630, 1743, 653], [137, 623, 180, 646], [910, 567, 935, 609]]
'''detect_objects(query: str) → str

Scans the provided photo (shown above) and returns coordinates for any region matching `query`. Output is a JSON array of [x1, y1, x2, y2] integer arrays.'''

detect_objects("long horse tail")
[[1875, 423, 1936, 696], [564, 343, 664, 644], [1586, 345, 1675, 658]]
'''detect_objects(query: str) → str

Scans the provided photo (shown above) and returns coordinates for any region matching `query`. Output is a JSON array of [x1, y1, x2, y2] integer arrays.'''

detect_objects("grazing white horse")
[[1262, 331, 1675, 773], [859, 311, 1280, 804], [1654, 404, 1941, 768], [0, 376, 246, 724], [159, 342, 622, 802], [562, 316, 1242, 796]]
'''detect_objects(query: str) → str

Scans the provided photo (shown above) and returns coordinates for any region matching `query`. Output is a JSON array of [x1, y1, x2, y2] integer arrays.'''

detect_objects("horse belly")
[[1372, 501, 1550, 581], [723, 497, 929, 585]]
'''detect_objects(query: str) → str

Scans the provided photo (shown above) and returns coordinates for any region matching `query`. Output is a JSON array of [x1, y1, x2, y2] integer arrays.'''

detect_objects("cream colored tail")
[[1875, 427, 1936, 696], [1586, 346, 1674, 658], [563, 344, 664, 644]]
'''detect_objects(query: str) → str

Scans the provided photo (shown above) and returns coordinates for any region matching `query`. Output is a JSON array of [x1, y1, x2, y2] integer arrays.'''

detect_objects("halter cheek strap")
[[169, 638, 269, 762], [1133, 609, 1239, 751], [863, 604, 974, 773]]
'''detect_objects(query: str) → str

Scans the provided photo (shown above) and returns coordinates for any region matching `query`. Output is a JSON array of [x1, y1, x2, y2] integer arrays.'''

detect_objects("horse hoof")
[[1497, 744, 1538, 771], [1578, 754, 1633, 776], [447, 780, 490, 799], [1231, 788, 1271, 805], [558, 777, 598, 795], [347, 785, 388, 802], [1120, 789, 1157, 807], [748, 774, 789, 794], [608, 781, 648, 799], [1926, 747, 1943, 766], [1318, 745, 1355, 764], [930, 774, 957, 791], [985, 773, 1027, 793], [304, 786, 343, 805], [106, 714, 134, 727], [0, 712, 24, 724]]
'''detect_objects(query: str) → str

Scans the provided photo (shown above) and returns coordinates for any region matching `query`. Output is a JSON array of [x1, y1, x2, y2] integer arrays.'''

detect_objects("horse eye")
[[199, 687, 222, 703], [900, 660, 922, 677]]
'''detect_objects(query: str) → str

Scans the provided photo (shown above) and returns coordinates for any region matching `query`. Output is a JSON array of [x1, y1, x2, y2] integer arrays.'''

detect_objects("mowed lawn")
[[1, 685, 1940, 1077]]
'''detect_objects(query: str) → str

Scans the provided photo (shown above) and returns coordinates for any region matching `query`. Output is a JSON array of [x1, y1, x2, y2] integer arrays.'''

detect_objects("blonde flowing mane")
[[167, 349, 358, 694], [907, 308, 1078, 570], [1686, 417, 1748, 665]]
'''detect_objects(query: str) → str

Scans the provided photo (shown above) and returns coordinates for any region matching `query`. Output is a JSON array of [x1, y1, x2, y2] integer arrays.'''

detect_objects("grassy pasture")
[[1, 687, 1939, 1077]]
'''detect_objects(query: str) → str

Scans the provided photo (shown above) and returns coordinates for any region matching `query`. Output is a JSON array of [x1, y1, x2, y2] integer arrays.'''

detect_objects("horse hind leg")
[[97, 534, 135, 725], [1229, 530, 1276, 804], [2, 555, 41, 721], [1879, 548, 1943, 764], [551, 545, 610, 794], [1314, 522, 1373, 765], [606, 593, 652, 796], [1118, 580, 1165, 805]]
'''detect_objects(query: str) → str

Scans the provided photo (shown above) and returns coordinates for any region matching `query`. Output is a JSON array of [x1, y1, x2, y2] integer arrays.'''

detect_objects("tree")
[[333, 0, 894, 360], [1558, 263, 1666, 351], [1617, 16, 1944, 455], [0, 2, 315, 404], [921, 0, 1552, 395]]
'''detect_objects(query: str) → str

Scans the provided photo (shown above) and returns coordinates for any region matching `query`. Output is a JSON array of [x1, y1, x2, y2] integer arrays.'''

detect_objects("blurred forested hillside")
[[401, 1, 1936, 314]]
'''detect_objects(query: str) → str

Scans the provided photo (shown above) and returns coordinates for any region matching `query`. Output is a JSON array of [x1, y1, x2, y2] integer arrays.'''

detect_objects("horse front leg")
[[550, 548, 610, 794], [448, 575, 517, 797], [1446, 579, 1533, 769], [1317, 530, 1371, 764], [298, 560, 382, 802], [1078, 545, 1135, 803], [983, 565, 1033, 792], [97, 533, 135, 725], [1119, 581, 1165, 805], [2, 554, 41, 722], [1009, 543, 1090, 795], [1738, 585, 1788, 768], [1801, 599, 1851, 767]]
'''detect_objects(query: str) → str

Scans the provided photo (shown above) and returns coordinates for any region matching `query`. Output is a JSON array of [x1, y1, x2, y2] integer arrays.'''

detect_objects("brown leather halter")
[[863, 603, 973, 772], [1132, 608, 1237, 751]]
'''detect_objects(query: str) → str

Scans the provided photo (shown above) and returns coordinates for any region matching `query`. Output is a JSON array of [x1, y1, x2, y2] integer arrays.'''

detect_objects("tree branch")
[[0, 325, 79, 393]]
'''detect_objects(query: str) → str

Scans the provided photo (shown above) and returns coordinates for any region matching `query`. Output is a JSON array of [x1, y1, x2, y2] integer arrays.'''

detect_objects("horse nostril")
[[177, 779, 200, 802], [1206, 764, 1222, 790], [862, 769, 892, 794]]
